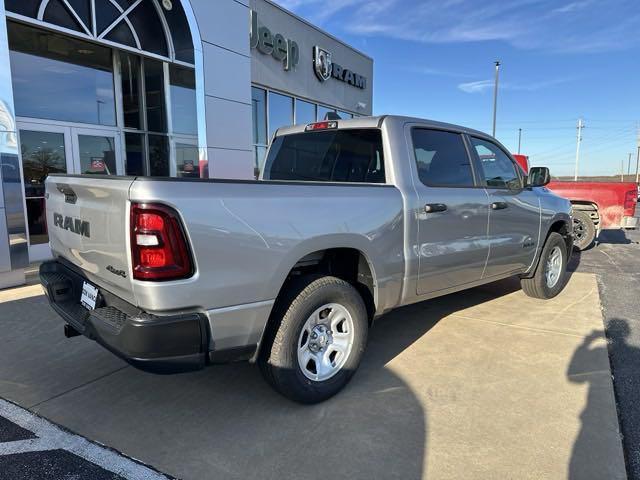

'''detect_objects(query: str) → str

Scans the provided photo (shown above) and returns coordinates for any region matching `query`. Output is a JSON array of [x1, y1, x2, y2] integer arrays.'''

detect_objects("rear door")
[[468, 136, 540, 277], [410, 127, 490, 296], [45, 175, 136, 304]]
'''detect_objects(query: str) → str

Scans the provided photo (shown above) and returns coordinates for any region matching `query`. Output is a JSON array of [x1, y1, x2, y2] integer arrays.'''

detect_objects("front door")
[[17, 122, 123, 261], [410, 127, 490, 296], [468, 136, 540, 277]]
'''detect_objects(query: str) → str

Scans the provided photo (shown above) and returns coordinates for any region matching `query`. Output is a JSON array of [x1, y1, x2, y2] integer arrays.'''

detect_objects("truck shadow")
[[1, 279, 519, 480], [596, 229, 635, 246]]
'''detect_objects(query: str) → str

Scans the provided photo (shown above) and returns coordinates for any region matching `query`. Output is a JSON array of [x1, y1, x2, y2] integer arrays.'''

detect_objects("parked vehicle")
[[40, 116, 573, 403], [513, 154, 638, 250]]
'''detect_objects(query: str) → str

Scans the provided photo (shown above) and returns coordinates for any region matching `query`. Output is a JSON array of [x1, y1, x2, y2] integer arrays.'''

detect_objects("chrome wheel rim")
[[545, 246, 563, 288], [297, 303, 355, 382], [573, 217, 586, 242]]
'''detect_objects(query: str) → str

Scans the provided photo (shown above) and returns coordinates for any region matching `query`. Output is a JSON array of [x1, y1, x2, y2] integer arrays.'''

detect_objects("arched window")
[[5, 0, 194, 64]]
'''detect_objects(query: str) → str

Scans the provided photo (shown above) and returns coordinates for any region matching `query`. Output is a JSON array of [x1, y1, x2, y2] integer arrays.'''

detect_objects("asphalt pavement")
[[569, 226, 640, 480]]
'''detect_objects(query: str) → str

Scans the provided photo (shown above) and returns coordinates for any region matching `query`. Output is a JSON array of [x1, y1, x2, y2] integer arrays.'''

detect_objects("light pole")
[[492, 61, 501, 138], [574, 118, 584, 181], [517, 128, 522, 154]]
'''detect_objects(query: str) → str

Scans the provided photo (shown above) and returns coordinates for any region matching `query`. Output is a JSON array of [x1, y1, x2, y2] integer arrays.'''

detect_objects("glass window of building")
[[295, 99, 316, 125], [268, 92, 293, 139], [120, 52, 142, 130], [252, 87, 267, 146], [338, 111, 353, 119], [78, 135, 117, 175], [148, 135, 169, 177], [170, 66, 197, 136], [8, 22, 116, 126], [317, 105, 336, 121], [125, 132, 145, 176], [19, 130, 68, 245], [144, 58, 167, 133], [176, 143, 200, 178]]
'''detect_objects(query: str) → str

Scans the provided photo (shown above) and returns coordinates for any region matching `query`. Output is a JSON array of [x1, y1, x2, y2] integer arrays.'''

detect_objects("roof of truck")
[[275, 115, 493, 140]]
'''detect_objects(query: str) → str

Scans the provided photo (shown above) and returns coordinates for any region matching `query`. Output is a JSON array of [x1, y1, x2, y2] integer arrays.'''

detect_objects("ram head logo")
[[313, 46, 333, 82]]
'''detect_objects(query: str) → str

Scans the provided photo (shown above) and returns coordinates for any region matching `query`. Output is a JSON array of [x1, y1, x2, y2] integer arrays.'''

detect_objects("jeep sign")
[[250, 10, 299, 71]]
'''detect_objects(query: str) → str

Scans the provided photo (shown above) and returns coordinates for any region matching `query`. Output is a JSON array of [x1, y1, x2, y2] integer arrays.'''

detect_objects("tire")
[[259, 275, 368, 404], [572, 210, 596, 250], [521, 232, 569, 300]]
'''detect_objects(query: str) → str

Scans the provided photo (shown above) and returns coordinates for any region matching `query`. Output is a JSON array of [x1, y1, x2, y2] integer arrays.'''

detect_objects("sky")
[[276, 0, 640, 177]]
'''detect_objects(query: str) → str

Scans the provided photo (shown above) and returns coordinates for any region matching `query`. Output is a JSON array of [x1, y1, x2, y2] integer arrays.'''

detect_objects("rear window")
[[262, 129, 386, 183]]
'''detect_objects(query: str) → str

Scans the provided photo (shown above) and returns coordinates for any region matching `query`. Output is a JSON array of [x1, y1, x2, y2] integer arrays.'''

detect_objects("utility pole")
[[574, 118, 584, 181], [517, 128, 522, 154], [621, 158, 625, 181], [492, 61, 501, 138], [628, 153, 633, 177], [636, 124, 640, 184]]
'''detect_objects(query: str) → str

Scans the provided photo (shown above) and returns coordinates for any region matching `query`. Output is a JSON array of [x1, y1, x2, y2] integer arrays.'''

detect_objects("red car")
[[513, 155, 638, 250]]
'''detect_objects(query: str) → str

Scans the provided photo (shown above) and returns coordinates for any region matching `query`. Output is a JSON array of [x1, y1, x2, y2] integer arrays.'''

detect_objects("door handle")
[[491, 202, 509, 210], [425, 203, 448, 213]]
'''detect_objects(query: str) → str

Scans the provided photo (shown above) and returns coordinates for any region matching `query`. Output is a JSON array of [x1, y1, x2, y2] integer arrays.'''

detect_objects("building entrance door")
[[17, 121, 123, 262]]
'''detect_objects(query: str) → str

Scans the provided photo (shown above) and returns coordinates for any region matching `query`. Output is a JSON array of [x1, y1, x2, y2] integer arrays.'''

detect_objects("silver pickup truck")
[[40, 116, 572, 403]]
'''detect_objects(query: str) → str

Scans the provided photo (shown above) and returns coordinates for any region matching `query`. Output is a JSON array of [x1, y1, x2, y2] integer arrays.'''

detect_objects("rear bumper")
[[622, 216, 638, 229], [39, 260, 209, 374]]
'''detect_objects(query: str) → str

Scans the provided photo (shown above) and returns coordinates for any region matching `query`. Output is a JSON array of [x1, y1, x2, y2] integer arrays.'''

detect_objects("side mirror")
[[528, 166, 551, 187]]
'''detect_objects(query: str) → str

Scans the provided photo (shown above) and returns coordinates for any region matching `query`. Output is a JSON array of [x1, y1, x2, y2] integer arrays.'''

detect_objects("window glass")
[[19, 130, 68, 246], [96, 0, 121, 34], [66, 0, 92, 29], [144, 58, 167, 133], [175, 143, 199, 178], [411, 129, 474, 187], [295, 99, 316, 125], [127, 2, 168, 57], [43, 0, 84, 33], [78, 135, 116, 175], [162, 1, 195, 64], [125, 133, 145, 176], [251, 87, 267, 145], [148, 135, 169, 176], [8, 22, 116, 126], [268, 92, 293, 139], [120, 52, 142, 129], [5, 0, 40, 18], [254, 146, 267, 179], [471, 137, 521, 189], [19, 130, 67, 198], [317, 105, 336, 121], [104, 22, 137, 48], [170, 66, 197, 135], [338, 111, 353, 119], [263, 129, 385, 183]]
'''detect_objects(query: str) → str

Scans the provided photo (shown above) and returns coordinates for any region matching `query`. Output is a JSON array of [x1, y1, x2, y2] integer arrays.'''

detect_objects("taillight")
[[130, 203, 193, 281], [624, 190, 637, 210]]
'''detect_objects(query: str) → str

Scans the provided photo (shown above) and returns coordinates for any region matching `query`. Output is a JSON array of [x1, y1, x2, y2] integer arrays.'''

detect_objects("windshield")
[[262, 129, 385, 183]]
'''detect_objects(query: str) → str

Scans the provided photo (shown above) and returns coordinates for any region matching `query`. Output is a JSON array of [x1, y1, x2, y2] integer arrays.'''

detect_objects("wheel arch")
[[253, 242, 379, 361]]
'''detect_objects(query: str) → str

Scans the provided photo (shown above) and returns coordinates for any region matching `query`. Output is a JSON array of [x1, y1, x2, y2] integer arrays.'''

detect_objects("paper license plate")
[[80, 281, 99, 311]]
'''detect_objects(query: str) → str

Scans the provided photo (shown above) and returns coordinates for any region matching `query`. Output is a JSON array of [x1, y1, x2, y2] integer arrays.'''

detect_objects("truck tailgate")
[[45, 176, 136, 305]]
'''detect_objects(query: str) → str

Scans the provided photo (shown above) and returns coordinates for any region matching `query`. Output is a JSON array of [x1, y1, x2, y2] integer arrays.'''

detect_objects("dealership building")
[[0, 0, 373, 287]]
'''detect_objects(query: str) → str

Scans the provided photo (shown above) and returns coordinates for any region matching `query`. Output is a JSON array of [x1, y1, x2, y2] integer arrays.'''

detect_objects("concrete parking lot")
[[0, 256, 627, 479]]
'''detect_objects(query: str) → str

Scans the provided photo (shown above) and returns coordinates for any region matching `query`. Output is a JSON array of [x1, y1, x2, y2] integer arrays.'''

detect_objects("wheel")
[[572, 210, 596, 250], [259, 275, 368, 404], [521, 232, 569, 299]]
